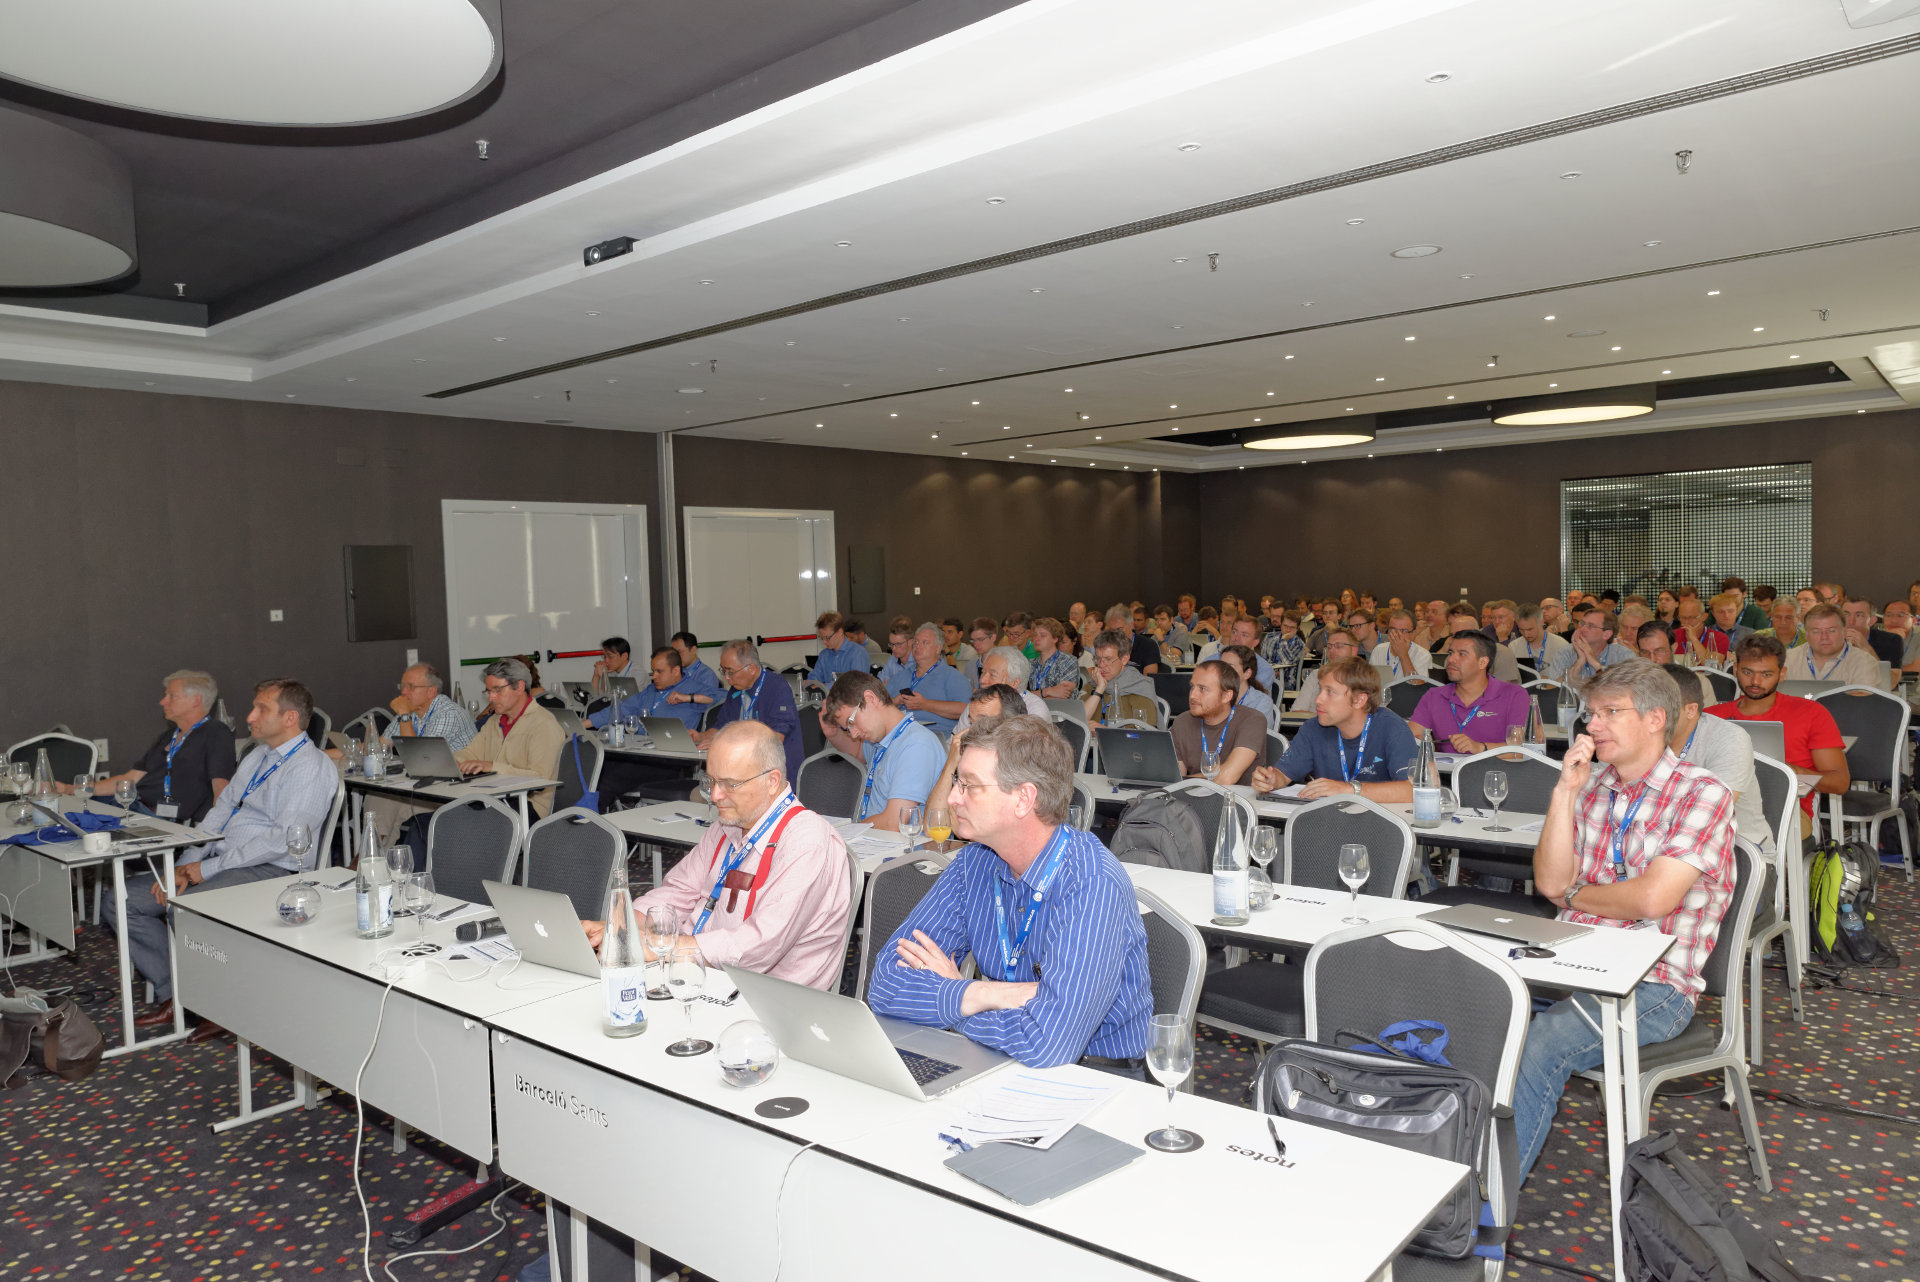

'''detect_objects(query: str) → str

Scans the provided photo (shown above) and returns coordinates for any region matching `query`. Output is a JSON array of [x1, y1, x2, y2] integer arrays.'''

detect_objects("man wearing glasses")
[[1371, 608, 1433, 682], [692, 640, 803, 784], [388, 663, 475, 749], [819, 672, 944, 831], [867, 716, 1151, 1074], [1516, 659, 1736, 1183], [805, 611, 872, 692], [455, 658, 565, 817]]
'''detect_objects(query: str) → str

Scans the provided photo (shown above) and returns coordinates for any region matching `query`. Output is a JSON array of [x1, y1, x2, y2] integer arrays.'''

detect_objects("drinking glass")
[[384, 845, 415, 911], [284, 823, 314, 887], [1338, 843, 1370, 925], [664, 947, 713, 1056], [408, 871, 439, 950], [1505, 725, 1525, 746], [1200, 744, 1220, 783], [644, 905, 680, 999], [113, 779, 137, 810], [73, 775, 93, 810], [1067, 800, 1088, 831], [1483, 769, 1510, 832], [899, 802, 924, 852], [1250, 826, 1278, 874], [10, 762, 30, 796], [1143, 1013, 1201, 1153]]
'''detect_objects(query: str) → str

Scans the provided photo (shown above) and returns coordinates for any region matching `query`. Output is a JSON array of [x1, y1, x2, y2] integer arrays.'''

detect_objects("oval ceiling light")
[[1391, 244, 1443, 258], [0, 0, 502, 126], [1243, 416, 1376, 451], [0, 108, 134, 286], [1492, 383, 1656, 426]]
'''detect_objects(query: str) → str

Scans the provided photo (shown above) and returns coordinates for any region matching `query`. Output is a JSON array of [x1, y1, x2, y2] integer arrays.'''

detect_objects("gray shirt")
[[1091, 664, 1156, 724], [1681, 710, 1771, 855]]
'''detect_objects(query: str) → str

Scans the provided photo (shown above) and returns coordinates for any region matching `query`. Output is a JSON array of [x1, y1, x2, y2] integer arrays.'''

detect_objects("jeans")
[[103, 862, 291, 1003], [1513, 979, 1694, 1181]]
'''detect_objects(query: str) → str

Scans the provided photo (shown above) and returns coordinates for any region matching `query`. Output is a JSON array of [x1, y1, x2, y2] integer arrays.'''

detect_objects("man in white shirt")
[[1509, 603, 1570, 672], [1371, 608, 1432, 682], [1290, 628, 1362, 711]]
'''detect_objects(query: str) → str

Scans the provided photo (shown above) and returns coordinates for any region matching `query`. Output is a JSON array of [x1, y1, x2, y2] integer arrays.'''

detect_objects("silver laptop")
[[392, 736, 488, 782], [726, 965, 1011, 1100], [1093, 727, 1182, 785], [1423, 902, 1592, 947], [1780, 679, 1842, 698], [606, 675, 640, 707], [641, 716, 696, 749], [561, 680, 598, 709], [26, 799, 171, 847], [482, 881, 601, 978], [1727, 718, 1786, 763]]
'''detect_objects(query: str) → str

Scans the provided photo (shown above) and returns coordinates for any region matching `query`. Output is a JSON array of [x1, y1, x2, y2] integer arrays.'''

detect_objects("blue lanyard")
[[1679, 724, 1698, 760], [1447, 689, 1488, 731], [1606, 785, 1650, 879], [1808, 643, 1849, 680], [162, 718, 207, 802], [734, 670, 766, 714], [1337, 714, 1374, 784], [1525, 638, 1541, 662], [691, 791, 796, 934], [219, 738, 306, 833], [858, 717, 912, 817], [1199, 707, 1237, 761], [988, 825, 1072, 979]]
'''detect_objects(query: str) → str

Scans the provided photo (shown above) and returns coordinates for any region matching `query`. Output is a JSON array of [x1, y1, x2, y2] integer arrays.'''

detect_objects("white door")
[[683, 507, 835, 673]]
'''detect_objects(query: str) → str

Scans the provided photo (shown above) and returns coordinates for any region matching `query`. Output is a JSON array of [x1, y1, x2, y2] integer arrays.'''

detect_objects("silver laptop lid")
[[642, 716, 691, 744], [1727, 718, 1786, 762], [606, 676, 640, 705], [392, 736, 465, 779], [1780, 679, 1842, 698], [482, 881, 602, 978], [1423, 902, 1591, 947]]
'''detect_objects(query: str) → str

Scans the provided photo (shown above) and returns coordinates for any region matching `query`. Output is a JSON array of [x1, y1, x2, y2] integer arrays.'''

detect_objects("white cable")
[[768, 1140, 818, 1282], [354, 980, 399, 1282], [378, 1179, 521, 1282], [491, 953, 580, 992]]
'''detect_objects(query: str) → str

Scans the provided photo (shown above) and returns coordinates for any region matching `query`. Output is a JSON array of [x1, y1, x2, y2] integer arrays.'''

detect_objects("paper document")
[[1514, 819, 1545, 833], [831, 821, 873, 840], [941, 1072, 1120, 1152], [1260, 783, 1310, 800], [447, 938, 518, 965], [428, 900, 492, 924]]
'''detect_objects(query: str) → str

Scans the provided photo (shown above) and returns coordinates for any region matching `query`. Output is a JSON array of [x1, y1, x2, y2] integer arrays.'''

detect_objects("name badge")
[[155, 803, 180, 820]]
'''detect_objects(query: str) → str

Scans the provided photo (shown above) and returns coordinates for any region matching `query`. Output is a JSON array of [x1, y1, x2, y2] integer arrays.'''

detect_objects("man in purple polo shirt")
[[1410, 630, 1533, 753]]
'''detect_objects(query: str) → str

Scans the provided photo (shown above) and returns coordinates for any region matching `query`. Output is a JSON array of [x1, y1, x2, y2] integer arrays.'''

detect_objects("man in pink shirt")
[[583, 720, 852, 989]]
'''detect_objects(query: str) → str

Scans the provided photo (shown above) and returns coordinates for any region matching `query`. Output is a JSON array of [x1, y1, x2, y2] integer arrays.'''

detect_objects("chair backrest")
[[1699, 840, 1765, 1024], [1382, 678, 1433, 720], [1522, 679, 1575, 723], [1049, 714, 1091, 773], [1265, 731, 1288, 768], [1453, 747, 1562, 814], [1750, 753, 1796, 864], [1814, 685, 1909, 789], [1282, 796, 1414, 898], [1135, 886, 1204, 1025], [427, 795, 527, 903], [340, 709, 393, 746], [1069, 781, 1095, 829], [549, 706, 586, 737], [1304, 916, 1529, 1105], [1151, 695, 1173, 728], [1162, 780, 1258, 868], [1696, 668, 1738, 704], [1152, 671, 1192, 711], [305, 708, 333, 750], [231, 736, 257, 760], [313, 775, 348, 871], [832, 847, 866, 997], [553, 734, 605, 814], [524, 807, 626, 920], [6, 733, 99, 781], [797, 705, 827, 759], [855, 850, 955, 1000], [1045, 697, 1087, 724], [796, 749, 863, 819], [1114, 692, 1160, 728]]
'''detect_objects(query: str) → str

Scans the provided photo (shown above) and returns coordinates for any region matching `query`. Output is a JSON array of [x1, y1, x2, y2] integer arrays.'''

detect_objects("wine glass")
[[1505, 725, 1525, 746], [407, 871, 439, 951], [10, 761, 29, 796], [899, 801, 924, 852], [113, 778, 137, 811], [1143, 1013, 1201, 1153], [1200, 744, 1220, 783], [72, 775, 93, 810], [284, 823, 314, 887], [1483, 769, 1510, 832], [1251, 826, 1278, 875], [1067, 800, 1089, 831], [643, 905, 679, 999], [1338, 843, 1370, 925], [664, 946, 713, 1056], [384, 845, 415, 912]]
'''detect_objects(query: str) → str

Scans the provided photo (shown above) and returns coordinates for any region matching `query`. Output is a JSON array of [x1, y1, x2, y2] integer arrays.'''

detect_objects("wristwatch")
[[1563, 882, 1582, 910], [1350, 781, 1362, 796]]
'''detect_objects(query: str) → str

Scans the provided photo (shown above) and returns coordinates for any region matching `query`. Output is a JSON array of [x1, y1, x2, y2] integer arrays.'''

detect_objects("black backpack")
[[1621, 1131, 1821, 1281], [1108, 789, 1209, 873]]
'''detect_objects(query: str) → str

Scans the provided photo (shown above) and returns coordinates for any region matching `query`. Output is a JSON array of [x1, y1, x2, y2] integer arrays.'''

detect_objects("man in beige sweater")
[[457, 657, 566, 817]]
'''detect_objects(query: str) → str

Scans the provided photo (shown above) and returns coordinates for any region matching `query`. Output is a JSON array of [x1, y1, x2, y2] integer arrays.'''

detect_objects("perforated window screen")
[[1560, 464, 1812, 600]]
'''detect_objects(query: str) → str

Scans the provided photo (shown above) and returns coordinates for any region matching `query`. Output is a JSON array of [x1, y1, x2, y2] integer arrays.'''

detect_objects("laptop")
[[606, 676, 640, 708], [726, 965, 1011, 1100], [641, 716, 696, 749], [561, 681, 598, 709], [1780, 679, 1842, 698], [481, 881, 601, 978], [1423, 902, 1592, 947], [1727, 718, 1786, 763], [391, 736, 491, 783], [1093, 727, 1182, 786], [25, 799, 171, 847]]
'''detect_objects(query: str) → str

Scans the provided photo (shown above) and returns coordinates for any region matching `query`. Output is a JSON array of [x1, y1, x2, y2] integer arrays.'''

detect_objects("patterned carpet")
[[2, 863, 1913, 1282]]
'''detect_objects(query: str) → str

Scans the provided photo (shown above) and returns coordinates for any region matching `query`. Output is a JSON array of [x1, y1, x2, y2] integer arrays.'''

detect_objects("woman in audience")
[[1338, 588, 1358, 613], [1220, 644, 1277, 730], [1029, 617, 1080, 699], [1077, 615, 1103, 672], [1269, 609, 1307, 691]]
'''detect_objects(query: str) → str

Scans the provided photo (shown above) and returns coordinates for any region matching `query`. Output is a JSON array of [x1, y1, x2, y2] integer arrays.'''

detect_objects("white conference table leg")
[[109, 854, 137, 1052], [1600, 992, 1628, 1276]]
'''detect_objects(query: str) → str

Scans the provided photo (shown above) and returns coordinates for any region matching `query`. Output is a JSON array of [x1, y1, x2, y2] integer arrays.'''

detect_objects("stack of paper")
[[940, 1072, 1120, 1151]]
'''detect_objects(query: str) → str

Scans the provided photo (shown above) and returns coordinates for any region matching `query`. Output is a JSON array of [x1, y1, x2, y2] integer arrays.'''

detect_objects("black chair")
[[1696, 667, 1739, 704], [1746, 754, 1803, 1066], [305, 708, 333, 750], [797, 705, 827, 761], [553, 734, 605, 814], [6, 733, 98, 782], [1160, 781, 1258, 870], [1815, 686, 1913, 878], [1383, 678, 1436, 720], [1151, 670, 1192, 711], [524, 808, 625, 920], [854, 850, 955, 1000], [1420, 749, 1564, 917], [1264, 731, 1288, 769], [1050, 714, 1090, 774], [1522, 680, 1574, 726], [796, 750, 863, 819], [426, 797, 526, 904]]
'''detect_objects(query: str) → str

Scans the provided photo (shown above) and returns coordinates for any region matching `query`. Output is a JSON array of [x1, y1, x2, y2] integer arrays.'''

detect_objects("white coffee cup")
[[81, 832, 112, 854]]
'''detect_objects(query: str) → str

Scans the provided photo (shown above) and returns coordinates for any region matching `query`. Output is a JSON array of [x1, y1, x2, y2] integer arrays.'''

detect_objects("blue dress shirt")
[[710, 671, 804, 783], [888, 659, 970, 735], [590, 671, 707, 730], [857, 717, 944, 819], [809, 639, 872, 687]]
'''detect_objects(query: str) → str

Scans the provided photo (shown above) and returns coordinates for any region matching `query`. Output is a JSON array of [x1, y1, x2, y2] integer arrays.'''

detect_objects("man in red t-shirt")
[[1706, 635, 1848, 828]]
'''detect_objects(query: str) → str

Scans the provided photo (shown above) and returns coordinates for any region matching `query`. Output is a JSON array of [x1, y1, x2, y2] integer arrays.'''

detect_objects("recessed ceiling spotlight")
[[1171, 325, 1183, 330], [1543, 315, 1556, 321], [815, 422, 823, 427], [1169, 404, 1178, 409], [1425, 71, 1452, 83], [1301, 301, 1315, 308], [834, 240, 852, 247], [1374, 377, 1385, 382], [1025, 444, 1033, 448], [1405, 336, 1417, 342], [785, 341, 797, 346], [1253, 418, 1261, 422], [970, 400, 980, 405], [607, 377, 618, 384], [897, 317, 911, 322], [1662, 369, 1672, 374], [284, 393, 297, 398], [1549, 383, 1558, 388], [585, 311, 599, 316], [491, 336, 506, 342], [930, 433, 938, 439], [1611, 345, 1622, 351], [1172, 426, 1181, 431], [1345, 218, 1366, 226], [1706, 290, 1720, 296], [1367, 453, 1375, 458], [1283, 355, 1294, 361], [413, 357, 427, 363], [1002, 424, 1010, 429], [698, 279, 714, 285], [1238, 466, 1245, 470], [1789, 354, 1800, 360], [145, 380, 155, 386], [1390, 245, 1442, 258], [1089, 462, 1097, 467], [1009, 456, 1015, 460], [678, 387, 703, 394], [1858, 409, 1866, 414], [1267, 391, 1276, 396], [1643, 240, 1663, 247], [1560, 171, 1582, 180], [1173, 257, 1188, 263], [961, 451, 967, 455], [1064, 388, 1073, 393], [1178, 143, 1201, 152], [1079, 413, 1091, 420], [1752, 326, 1765, 332], [1446, 395, 1455, 399], [1123, 465, 1130, 470], [1050, 459, 1057, 463], [1345, 407, 1354, 412], [1094, 436, 1102, 440], [985, 196, 1006, 205], [1458, 273, 1475, 279]]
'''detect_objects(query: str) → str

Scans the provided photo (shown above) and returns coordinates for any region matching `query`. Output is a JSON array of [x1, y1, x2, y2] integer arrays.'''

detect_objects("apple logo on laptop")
[[534, 920, 550, 938], [1492, 916, 1513, 925], [808, 1023, 831, 1043]]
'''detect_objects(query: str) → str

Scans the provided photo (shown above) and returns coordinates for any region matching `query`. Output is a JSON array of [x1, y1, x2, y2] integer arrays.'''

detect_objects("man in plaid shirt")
[[1517, 659, 1736, 1181]]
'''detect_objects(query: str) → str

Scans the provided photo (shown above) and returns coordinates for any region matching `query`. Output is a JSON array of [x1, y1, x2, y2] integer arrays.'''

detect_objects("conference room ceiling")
[[1, 0, 1915, 472]]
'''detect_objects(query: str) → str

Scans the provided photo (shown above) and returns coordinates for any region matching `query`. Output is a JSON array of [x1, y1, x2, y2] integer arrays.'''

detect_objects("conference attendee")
[[1785, 603, 1882, 687], [693, 640, 804, 785], [1516, 659, 1736, 1182], [1794, 586, 1821, 618], [1485, 599, 1519, 646], [1843, 596, 1904, 668], [956, 647, 1049, 730], [1881, 599, 1920, 671], [1707, 635, 1849, 824], [590, 636, 641, 698], [1220, 644, 1278, 730], [669, 631, 723, 690], [1510, 603, 1570, 674], [1654, 590, 1680, 625], [1188, 605, 1221, 645], [869, 716, 1151, 1073], [1342, 608, 1380, 655], [1910, 579, 1920, 616], [922, 686, 1029, 813], [1759, 597, 1805, 649], [1702, 593, 1753, 657], [1105, 603, 1162, 675], [962, 616, 1000, 687], [889, 622, 973, 734], [1635, 619, 1679, 667], [1672, 595, 1714, 664], [113, 679, 335, 1037], [1289, 628, 1362, 712], [1373, 608, 1433, 682], [1076, 616, 1103, 674], [1029, 617, 1080, 699], [1173, 594, 1199, 640], [1306, 600, 1341, 657], [457, 658, 566, 817], [941, 617, 974, 669], [1264, 608, 1307, 690], [1814, 581, 1844, 606], [1617, 602, 1654, 649], [805, 611, 871, 690], [845, 618, 885, 665], [820, 672, 945, 830], [1657, 663, 1769, 854], [1082, 630, 1156, 726], [1170, 660, 1264, 786], [62, 670, 236, 823], [1545, 608, 1635, 685], [1448, 603, 1524, 683], [1251, 658, 1416, 803], [1002, 611, 1038, 662], [1409, 631, 1533, 753], [1199, 616, 1276, 689], [1541, 596, 1572, 638], [877, 622, 914, 696], [1066, 601, 1088, 635], [1723, 576, 1767, 631], [590, 646, 706, 731], [384, 663, 476, 749]]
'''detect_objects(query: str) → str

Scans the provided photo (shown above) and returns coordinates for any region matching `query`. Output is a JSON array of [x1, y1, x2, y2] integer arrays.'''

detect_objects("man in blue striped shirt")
[[868, 717, 1151, 1075]]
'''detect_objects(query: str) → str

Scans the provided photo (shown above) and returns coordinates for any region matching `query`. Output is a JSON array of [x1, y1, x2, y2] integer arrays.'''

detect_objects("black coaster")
[[755, 1096, 810, 1119]]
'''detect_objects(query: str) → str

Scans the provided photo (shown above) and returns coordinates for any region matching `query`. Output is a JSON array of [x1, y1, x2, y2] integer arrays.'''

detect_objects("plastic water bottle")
[[356, 833, 395, 939], [1837, 903, 1871, 962], [601, 869, 648, 1038], [1211, 805, 1250, 924]]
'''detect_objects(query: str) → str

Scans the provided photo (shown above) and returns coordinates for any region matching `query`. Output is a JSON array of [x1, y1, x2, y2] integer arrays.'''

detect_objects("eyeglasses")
[[1585, 704, 1641, 722], [483, 682, 511, 695], [953, 779, 1007, 797], [710, 768, 775, 793], [842, 708, 859, 734], [397, 682, 436, 692]]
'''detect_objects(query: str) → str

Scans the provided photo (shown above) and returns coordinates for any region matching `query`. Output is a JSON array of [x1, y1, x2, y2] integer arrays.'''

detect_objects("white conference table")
[[1, 800, 213, 1056], [342, 768, 562, 864], [1124, 862, 1673, 1279], [604, 801, 929, 882], [490, 976, 1469, 1282]]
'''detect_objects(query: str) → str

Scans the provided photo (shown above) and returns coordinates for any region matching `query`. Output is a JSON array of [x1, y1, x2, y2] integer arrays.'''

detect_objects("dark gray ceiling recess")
[[0, 107, 135, 287]]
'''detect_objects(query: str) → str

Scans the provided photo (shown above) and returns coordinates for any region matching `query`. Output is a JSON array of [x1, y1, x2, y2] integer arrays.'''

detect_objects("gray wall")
[[1194, 408, 1920, 610]]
